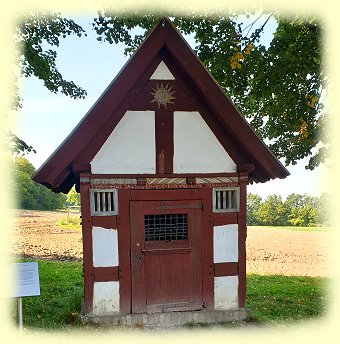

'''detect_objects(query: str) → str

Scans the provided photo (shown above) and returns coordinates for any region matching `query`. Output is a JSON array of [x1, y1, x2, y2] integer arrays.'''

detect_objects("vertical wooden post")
[[238, 172, 248, 308], [117, 189, 132, 314], [155, 111, 174, 174], [79, 173, 94, 315], [199, 187, 214, 310]]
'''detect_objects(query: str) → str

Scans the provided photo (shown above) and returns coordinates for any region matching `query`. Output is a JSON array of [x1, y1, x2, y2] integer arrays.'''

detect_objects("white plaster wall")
[[214, 276, 239, 310], [150, 61, 175, 80], [91, 111, 155, 174], [92, 226, 119, 267], [93, 281, 119, 315], [213, 224, 238, 263], [173, 111, 236, 173]]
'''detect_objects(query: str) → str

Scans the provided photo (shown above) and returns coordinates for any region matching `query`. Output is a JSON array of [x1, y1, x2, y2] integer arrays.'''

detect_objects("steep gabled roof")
[[33, 18, 289, 193]]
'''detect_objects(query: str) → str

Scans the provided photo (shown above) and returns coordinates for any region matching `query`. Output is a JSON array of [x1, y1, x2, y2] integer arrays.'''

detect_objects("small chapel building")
[[33, 18, 289, 326]]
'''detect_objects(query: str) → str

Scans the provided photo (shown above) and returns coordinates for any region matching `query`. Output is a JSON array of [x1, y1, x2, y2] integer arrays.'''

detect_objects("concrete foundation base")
[[82, 309, 249, 328]]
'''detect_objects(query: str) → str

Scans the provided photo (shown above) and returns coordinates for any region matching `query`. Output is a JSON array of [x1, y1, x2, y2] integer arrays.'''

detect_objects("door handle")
[[137, 255, 142, 263]]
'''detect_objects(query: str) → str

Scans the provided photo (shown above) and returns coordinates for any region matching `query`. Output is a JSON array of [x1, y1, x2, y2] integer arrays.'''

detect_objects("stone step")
[[82, 309, 248, 328]]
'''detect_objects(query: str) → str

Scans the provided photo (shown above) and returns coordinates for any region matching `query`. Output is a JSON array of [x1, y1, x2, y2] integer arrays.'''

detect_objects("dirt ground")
[[10, 209, 333, 277]]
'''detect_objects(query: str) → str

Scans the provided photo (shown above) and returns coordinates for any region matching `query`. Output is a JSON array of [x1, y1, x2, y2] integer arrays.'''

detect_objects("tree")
[[256, 194, 286, 226], [92, 11, 326, 170], [283, 193, 322, 226], [13, 157, 66, 210], [318, 193, 332, 226], [16, 10, 87, 108], [246, 193, 262, 225], [247, 192, 329, 227], [66, 187, 80, 207], [10, 10, 88, 155]]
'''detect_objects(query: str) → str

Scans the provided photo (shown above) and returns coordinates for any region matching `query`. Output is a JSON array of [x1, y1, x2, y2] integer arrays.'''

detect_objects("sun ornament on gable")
[[150, 82, 176, 109]]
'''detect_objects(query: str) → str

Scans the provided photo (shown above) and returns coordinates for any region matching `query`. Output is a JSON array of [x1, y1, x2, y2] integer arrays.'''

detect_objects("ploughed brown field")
[[10, 210, 333, 277]]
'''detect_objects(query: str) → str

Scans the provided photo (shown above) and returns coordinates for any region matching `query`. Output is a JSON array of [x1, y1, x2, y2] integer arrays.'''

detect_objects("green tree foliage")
[[247, 192, 329, 226], [10, 10, 88, 155], [256, 194, 286, 226], [66, 188, 80, 207], [247, 193, 262, 225], [318, 193, 332, 226], [16, 10, 87, 108], [13, 157, 66, 210], [284, 193, 319, 226], [8, 132, 36, 156], [92, 11, 326, 170]]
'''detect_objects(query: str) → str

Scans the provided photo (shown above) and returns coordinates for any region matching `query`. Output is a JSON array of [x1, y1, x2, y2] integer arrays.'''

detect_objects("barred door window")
[[144, 214, 188, 241]]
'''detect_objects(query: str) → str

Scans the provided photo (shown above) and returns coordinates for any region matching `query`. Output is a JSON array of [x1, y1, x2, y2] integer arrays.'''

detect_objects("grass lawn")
[[57, 216, 81, 230], [12, 259, 329, 330], [246, 274, 328, 323], [248, 225, 331, 232], [12, 260, 83, 329]]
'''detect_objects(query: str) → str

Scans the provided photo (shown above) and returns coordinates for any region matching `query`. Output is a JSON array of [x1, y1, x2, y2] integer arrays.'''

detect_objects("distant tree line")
[[247, 193, 331, 227], [13, 157, 80, 210]]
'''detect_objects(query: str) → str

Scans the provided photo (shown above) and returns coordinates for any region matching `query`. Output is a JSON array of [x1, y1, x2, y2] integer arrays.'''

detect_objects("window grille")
[[144, 214, 188, 241], [90, 189, 118, 216], [213, 187, 239, 212]]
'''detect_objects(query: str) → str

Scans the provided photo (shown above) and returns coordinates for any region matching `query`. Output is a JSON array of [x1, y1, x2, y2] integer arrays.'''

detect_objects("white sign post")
[[12, 262, 41, 331]]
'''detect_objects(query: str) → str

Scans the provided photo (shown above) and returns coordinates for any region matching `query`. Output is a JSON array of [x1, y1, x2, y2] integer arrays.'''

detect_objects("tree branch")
[[243, 13, 263, 38], [249, 11, 276, 44]]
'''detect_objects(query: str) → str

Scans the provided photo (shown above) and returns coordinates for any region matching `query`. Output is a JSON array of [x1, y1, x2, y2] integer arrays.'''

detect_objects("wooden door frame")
[[130, 198, 203, 313], [128, 188, 216, 314], [123, 188, 214, 314]]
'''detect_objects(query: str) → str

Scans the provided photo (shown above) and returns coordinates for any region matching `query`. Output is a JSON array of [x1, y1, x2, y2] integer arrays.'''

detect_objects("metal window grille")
[[90, 189, 118, 216], [213, 187, 239, 212], [144, 214, 188, 241]]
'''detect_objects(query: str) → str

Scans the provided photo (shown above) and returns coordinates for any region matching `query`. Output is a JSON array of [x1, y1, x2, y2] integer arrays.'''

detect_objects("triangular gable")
[[33, 18, 289, 193], [150, 61, 175, 80]]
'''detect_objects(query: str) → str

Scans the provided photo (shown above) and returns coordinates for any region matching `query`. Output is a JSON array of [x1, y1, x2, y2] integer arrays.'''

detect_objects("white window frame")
[[90, 189, 118, 216], [212, 187, 240, 213]]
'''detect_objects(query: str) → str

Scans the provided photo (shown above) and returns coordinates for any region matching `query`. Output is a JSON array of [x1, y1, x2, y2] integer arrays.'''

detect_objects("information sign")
[[12, 262, 40, 298]]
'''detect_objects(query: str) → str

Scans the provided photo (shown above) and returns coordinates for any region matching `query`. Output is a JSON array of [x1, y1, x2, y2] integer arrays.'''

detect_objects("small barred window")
[[144, 214, 188, 241], [213, 187, 239, 212], [90, 189, 118, 216]]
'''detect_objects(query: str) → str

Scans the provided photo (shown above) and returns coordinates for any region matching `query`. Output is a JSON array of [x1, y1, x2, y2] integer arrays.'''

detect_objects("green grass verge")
[[12, 260, 328, 329], [246, 274, 328, 323], [248, 225, 331, 232], [12, 260, 83, 329], [57, 216, 81, 230]]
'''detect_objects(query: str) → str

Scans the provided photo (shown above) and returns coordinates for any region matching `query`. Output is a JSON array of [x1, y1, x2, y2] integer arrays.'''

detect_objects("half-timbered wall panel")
[[173, 111, 236, 173], [213, 224, 238, 263], [93, 281, 119, 314], [92, 227, 119, 267], [91, 111, 156, 174], [214, 276, 239, 310]]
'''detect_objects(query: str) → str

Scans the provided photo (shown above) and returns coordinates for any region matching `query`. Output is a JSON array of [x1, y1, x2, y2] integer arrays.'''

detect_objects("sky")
[[15, 15, 328, 200]]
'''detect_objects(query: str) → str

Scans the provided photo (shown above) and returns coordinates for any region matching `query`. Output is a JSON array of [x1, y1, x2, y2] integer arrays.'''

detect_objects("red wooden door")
[[130, 199, 203, 313]]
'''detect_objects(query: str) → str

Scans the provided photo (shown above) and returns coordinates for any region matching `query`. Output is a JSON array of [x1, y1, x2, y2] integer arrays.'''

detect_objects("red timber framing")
[[198, 187, 214, 309], [79, 173, 93, 314], [116, 189, 132, 314], [155, 111, 174, 174]]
